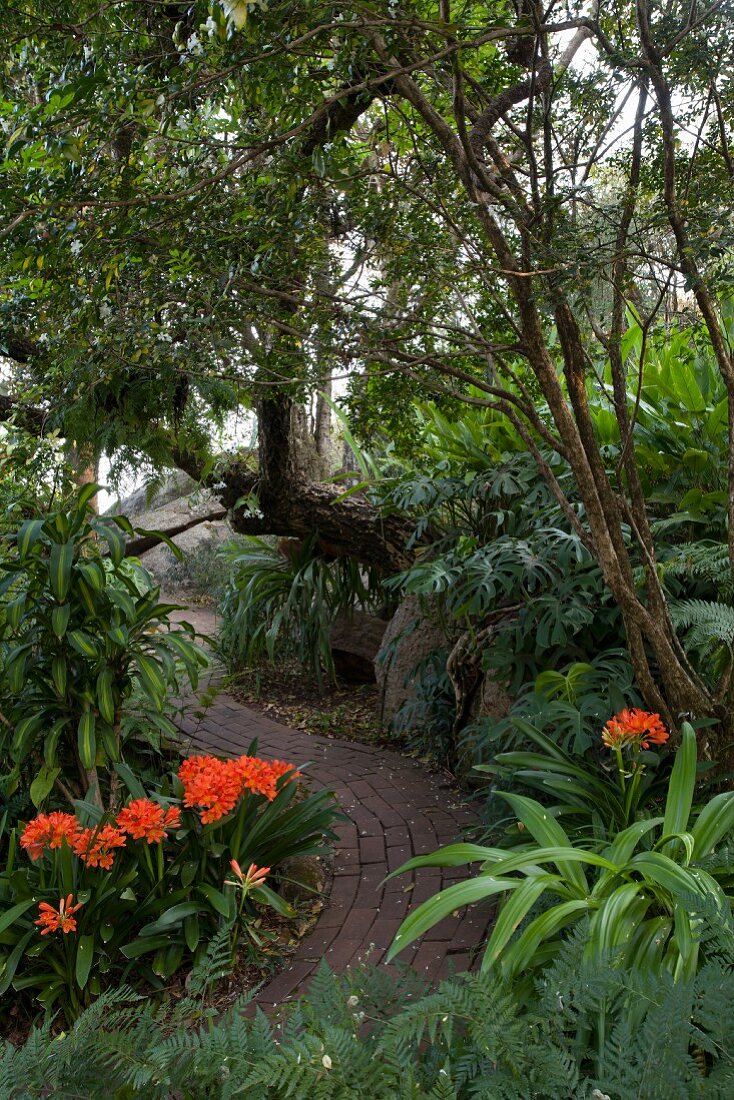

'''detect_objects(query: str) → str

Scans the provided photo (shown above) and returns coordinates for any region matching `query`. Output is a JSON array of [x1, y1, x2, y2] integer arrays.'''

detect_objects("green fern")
[[5, 948, 734, 1098], [669, 597, 734, 651]]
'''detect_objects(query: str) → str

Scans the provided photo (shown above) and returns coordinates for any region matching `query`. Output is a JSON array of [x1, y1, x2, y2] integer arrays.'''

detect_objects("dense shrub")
[[218, 534, 385, 689], [0, 751, 339, 1022], [0, 486, 208, 808]]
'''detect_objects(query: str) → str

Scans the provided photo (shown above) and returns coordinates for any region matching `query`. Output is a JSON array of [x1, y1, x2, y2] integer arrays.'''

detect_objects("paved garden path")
[[172, 603, 492, 1010]]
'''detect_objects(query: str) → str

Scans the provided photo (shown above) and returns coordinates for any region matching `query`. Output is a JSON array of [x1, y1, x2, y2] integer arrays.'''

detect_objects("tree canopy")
[[3, 0, 734, 741]]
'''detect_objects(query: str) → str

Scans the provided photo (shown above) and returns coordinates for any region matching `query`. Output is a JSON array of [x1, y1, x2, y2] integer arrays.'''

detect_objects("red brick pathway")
[[173, 604, 492, 1009]]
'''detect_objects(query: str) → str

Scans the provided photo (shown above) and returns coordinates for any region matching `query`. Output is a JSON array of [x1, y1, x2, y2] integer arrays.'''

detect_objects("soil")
[[224, 659, 396, 748]]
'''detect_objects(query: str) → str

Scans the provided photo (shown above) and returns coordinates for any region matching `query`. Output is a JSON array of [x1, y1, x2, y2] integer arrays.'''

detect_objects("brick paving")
[[172, 604, 493, 1009]]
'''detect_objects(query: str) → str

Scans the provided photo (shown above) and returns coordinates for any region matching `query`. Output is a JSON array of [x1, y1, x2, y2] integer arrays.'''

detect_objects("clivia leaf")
[[75, 934, 95, 989]]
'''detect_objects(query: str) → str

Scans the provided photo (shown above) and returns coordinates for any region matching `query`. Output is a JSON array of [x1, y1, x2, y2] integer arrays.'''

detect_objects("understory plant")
[[0, 485, 208, 807], [4, 945, 734, 1098], [480, 708, 675, 845], [219, 533, 385, 689], [0, 750, 339, 1022], [388, 717, 734, 986]]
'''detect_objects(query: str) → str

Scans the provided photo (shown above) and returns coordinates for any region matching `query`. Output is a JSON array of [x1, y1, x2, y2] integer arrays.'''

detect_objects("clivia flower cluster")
[[20, 800, 181, 869], [178, 753, 300, 824], [602, 708, 670, 752], [35, 894, 82, 936]]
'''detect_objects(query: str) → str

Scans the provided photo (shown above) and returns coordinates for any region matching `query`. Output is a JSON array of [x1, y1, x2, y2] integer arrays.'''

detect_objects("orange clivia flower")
[[178, 753, 299, 824], [72, 824, 126, 869], [35, 894, 83, 935], [602, 708, 670, 751], [225, 859, 270, 890], [116, 799, 181, 843], [178, 754, 242, 823], [244, 863, 269, 888], [20, 812, 82, 861]]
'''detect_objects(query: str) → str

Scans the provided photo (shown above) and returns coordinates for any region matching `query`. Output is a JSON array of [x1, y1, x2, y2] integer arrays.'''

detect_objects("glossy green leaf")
[[483, 875, 558, 970], [662, 722, 697, 840], [184, 914, 200, 952], [68, 630, 100, 658], [96, 665, 115, 724], [387, 876, 521, 962], [134, 652, 167, 706], [498, 792, 588, 894], [75, 934, 95, 989], [30, 764, 61, 807], [139, 903, 202, 937], [16, 519, 43, 561], [50, 607, 70, 642], [77, 710, 96, 769], [496, 898, 591, 978], [51, 655, 67, 697], [0, 898, 37, 937], [691, 791, 734, 858], [386, 843, 506, 880], [49, 541, 74, 601]]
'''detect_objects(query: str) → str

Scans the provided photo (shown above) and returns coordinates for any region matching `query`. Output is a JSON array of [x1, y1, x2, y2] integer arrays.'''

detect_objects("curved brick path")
[[173, 604, 492, 1009]]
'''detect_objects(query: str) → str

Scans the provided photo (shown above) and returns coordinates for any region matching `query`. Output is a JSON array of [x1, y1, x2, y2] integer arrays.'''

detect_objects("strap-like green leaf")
[[51, 604, 71, 639], [498, 791, 588, 894], [386, 875, 520, 962], [76, 482, 103, 513], [662, 721, 697, 839], [16, 519, 44, 561], [96, 665, 115, 724], [68, 630, 100, 658], [49, 541, 74, 601], [496, 897, 590, 978], [483, 875, 556, 968], [52, 656, 67, 698], [134, 652, 167, 707], [691, 791, 734, 858], [78, 711, 96, 769], [385, 843, 506, 881]]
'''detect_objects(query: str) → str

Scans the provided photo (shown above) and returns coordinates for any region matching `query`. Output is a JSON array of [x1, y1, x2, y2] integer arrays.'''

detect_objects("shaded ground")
[[226, 660, 388, 747]]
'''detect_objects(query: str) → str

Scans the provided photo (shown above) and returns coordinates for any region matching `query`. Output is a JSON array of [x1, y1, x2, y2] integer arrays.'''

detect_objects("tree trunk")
[[217, 391, 415, 572]]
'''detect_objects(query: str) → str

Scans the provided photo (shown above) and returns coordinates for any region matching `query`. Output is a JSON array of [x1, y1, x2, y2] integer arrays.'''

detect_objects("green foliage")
[[391, 648, 456, 762], [0, 428, 74, 527], [0, 757, 339, 1023], [0, 486, 208, 803], [5, 949, 734, 1097], [466, 652, 641, 769], [389, 725, 734, 983], [479, 714, 672, 846], [219, 535, 384, 689]]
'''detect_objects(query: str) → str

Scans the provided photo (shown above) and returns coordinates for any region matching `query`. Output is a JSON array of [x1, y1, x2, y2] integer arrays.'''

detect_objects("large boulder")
[[374, 596, 447, 726], [105, 470, 202, 519], [109, 473, 229, 595], [137, 520, 231, 591], [329, 609, 388, 683]]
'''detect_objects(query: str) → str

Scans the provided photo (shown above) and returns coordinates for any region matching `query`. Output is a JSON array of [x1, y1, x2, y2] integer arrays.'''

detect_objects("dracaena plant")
[[388, 718, 734, 984], [0, 484, 208, 808]]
